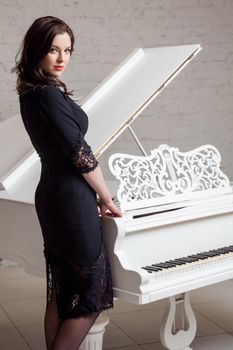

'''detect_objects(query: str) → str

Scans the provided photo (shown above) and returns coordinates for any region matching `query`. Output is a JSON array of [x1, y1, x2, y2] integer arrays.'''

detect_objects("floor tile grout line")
[[193, 332, 233, 346], [0, 302, 44, 330], [135, 340, 163, 348], [0, 329, 31, 350], [107, 305, 166, 316], [195, 333, 233, 339], [191, 297, 233, 305], [0, 302, 24, 328], [108, 305, 179, 347], [109, 317, 164, 348], [0, 276, 32, 281], [14, 326, 33, 350], [104, 346, 141, 350], [215, 329, 233, 338], [0, 295, 46, 304], [0, 304, 16, 329], [0, 302, 34, 350], [193, 308, 233, 335], [135, 340, 163, 349], [0, 326, 16, 331], [103, 345, 129, 350], [0, 272, 45, 281], [108, 319, 139, 347]]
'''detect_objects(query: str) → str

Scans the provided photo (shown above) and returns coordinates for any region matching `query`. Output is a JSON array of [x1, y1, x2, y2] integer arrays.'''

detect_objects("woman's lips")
[[54, 66, 64, 71]]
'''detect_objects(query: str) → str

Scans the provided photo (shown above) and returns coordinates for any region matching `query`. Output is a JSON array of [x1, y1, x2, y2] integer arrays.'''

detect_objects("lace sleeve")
[[72, 140, 99, 174]]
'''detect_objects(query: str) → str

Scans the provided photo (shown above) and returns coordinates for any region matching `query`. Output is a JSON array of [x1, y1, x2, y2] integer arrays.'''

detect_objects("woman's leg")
[[52, 311, 100, 350], [44, 285, 62, 350]]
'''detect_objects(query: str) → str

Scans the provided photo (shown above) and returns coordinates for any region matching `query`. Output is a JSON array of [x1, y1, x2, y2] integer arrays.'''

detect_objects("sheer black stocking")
[[52, 311, 101, 350], [44, 284, 100, 350], [44, 285, 62, 350]]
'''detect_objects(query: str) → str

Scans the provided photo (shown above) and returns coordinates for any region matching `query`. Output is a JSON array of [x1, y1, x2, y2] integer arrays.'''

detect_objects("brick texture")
[[0, 0, 233, 180]]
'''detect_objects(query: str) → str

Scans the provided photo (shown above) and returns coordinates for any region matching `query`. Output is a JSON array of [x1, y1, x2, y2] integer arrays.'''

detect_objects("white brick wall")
[[0, 0, 233, 180]]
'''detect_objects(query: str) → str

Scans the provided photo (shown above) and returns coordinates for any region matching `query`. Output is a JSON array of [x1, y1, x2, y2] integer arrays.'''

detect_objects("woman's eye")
[[65, 49, 72, 53], [50, 48, 57, 53]]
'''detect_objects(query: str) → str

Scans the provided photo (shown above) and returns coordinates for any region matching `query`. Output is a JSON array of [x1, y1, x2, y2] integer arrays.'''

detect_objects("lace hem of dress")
[[72, 139, 99, 174], [43, 234, 113, 320]]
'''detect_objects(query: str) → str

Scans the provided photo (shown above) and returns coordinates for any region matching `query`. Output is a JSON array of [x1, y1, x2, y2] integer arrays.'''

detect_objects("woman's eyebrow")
[[51, 45, 71, 49]]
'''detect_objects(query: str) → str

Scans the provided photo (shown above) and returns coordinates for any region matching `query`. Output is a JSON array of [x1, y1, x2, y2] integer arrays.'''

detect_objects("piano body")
[[103, 143, 233, 349], [1, 43, 225, 350]]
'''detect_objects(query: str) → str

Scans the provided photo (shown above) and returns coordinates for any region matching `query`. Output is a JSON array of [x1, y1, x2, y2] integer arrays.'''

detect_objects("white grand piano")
[[2, 44, 232, 350]]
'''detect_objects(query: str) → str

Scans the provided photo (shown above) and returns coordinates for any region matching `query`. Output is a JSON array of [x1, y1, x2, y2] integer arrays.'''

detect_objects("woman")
[[12, 16, 122, 350]]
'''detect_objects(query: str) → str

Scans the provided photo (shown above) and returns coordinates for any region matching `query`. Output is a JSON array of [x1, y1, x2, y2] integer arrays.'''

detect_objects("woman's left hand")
[[97, 197, 122, 218]]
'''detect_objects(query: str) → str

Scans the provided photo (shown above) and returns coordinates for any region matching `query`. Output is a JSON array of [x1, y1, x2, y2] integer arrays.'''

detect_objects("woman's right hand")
[[82, 165, 122, 218], [98, 197, 122, 218]]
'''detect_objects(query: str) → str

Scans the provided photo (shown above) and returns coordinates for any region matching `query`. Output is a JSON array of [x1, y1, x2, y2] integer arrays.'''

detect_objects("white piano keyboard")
[[142, 245, 233, 277]]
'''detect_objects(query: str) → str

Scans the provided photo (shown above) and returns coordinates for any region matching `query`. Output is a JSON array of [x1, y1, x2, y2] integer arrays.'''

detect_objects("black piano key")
[[142, 266, 163, 272], [196, 254, 211, 259], [210, 247, 231, 254], [165, 260, 184, 266], [164, 262, 178, 267], [209, 250, 220, 254], [170, 261, 187, 266], [184, 256, 199, 262], [218, 247, 228, 251], [223, 246, 232, 251], [226, 246, 233, 251], [200, 251, 218, 257], [209, 252, 221, 257], [141, 268, 152, 273], [189, 254, 208, 260], [164, 260, 184, 266], [173, 259, 187, 265], [177, 257, 196, 263], [188, 256, 203, 261], [216, 248, 229, 254], [152, 263, 173, 269], [215, 251, 227, 256]]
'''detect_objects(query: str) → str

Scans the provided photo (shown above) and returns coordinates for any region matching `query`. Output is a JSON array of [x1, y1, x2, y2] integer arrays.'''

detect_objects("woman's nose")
[[57, 52, 65, 62]]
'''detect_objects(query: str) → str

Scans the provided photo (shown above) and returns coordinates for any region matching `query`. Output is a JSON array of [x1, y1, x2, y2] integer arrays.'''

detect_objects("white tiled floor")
[[1, 262, 233, 350]]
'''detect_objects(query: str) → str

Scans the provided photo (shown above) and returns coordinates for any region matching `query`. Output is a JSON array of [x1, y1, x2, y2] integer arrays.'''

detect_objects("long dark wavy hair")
[[11, 16, 75, 97]]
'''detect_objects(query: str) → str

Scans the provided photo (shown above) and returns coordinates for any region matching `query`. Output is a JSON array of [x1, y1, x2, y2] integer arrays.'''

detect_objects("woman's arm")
[[38, 87, 121, 217], [82, 165, 122, 218]]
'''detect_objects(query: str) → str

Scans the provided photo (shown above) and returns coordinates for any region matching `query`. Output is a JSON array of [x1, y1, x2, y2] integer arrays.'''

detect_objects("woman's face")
[[41, 32, 72, 78]]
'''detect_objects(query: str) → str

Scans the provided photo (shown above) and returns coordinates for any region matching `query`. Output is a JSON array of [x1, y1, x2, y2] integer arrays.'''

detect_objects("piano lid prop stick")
[[127, 125, 148, 156]]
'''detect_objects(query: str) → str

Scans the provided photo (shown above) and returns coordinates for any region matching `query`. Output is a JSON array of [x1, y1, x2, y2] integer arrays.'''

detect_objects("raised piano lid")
[[0, 44, 201, 201], [84, 44, 202, 156]]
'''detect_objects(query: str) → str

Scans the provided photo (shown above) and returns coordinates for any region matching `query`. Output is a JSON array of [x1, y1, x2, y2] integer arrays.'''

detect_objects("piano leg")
[[79, 313, 109, 350], [160, 292, 197, 350]]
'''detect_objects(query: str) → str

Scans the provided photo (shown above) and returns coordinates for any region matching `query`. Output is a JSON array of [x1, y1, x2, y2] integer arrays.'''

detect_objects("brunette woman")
[[12, 16, 121, 350]]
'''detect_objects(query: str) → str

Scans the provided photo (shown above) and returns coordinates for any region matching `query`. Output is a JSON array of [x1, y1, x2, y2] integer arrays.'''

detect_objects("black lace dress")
[[19, 85, 113, 319]]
